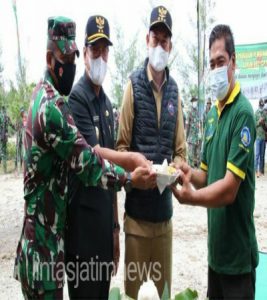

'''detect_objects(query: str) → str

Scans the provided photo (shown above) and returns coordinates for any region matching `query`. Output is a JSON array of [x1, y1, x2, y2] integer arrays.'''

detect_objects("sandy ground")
[[0, 172, 266, 299]]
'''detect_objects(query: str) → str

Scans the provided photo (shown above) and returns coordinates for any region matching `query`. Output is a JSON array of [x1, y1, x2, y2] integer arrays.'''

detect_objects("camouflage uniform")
[[0, 108, 14, 172], [15, 110, 27, 171], [14, 16, 127, 297], [202, 100, 212, 134], [186, 105, 201, 167]]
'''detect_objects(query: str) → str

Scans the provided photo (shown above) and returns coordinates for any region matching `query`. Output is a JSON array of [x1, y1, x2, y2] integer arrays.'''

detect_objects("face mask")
[[210, 64, 231, 101], [53, 58, 76, 96], [88, 56, 107, 86], [192, 102, 198, 109], [148, 45, 169, 72]]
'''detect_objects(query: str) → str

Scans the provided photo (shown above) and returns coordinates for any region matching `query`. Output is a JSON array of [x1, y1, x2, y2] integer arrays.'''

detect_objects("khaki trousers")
[[124, 215, 172, 299]]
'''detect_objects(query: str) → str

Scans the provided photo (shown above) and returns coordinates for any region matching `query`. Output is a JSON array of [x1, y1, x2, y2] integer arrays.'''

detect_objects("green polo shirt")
[[200, 82, 258, 274]]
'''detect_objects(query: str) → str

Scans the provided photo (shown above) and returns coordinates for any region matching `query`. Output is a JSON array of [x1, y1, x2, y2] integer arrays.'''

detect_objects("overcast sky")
[[0, 0, 266, 97]]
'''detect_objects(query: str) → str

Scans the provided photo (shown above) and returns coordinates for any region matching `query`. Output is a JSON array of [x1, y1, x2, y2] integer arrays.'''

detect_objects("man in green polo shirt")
[[171, 24, 258, 299]]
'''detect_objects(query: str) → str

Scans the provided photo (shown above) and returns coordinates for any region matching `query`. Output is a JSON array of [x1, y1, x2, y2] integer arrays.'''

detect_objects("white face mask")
[[88, 56, 107, 86], [210, 65, 230, 101], [192, 102, 198, 109], [148, 45, 169, 72]]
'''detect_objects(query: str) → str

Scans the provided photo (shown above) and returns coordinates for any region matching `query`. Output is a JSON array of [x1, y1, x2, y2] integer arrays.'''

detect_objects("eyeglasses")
[[87, 44, 109, 57]]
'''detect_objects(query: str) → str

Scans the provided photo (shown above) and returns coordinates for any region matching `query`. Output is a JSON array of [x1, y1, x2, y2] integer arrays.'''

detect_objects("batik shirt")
[[14, 72, 126, 292]]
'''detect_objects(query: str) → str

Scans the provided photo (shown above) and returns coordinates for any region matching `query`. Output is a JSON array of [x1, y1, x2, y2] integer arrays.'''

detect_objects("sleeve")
[[226, 111, 256, 180], [68, 89, 98, 146], [115, 80, 134, 152], [173, 96, 186, 163], [42, 97, 126, 191]]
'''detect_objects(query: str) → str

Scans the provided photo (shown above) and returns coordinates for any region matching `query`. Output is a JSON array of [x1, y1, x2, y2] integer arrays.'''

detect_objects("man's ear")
[[146, 33, 150, 48], [231, 52, 236, 69], [169, 40, 172, 53], [83, 46, 87, 64], [46, 51, 53, 70]]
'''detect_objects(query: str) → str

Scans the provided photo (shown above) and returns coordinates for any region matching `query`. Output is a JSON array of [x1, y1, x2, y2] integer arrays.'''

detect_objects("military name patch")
[[167, 101, 174, 116], [240, 126, 251, 147]]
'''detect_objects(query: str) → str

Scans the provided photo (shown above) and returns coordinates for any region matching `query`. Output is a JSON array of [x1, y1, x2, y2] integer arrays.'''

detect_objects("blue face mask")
[[210, 63, 231, 101]]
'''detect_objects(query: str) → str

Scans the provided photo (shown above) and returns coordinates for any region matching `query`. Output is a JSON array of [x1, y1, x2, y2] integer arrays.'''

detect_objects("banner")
[[235, 43, 267, 100]]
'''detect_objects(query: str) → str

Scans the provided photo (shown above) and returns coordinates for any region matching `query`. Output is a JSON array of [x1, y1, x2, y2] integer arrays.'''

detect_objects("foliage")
[[174, 288, 198, 300], [178, 0, 216, 105], [108, 287, 198, 300], [111, 25, 143, 107], [7, 140, 16, 160], [6, 78, 35, 123]]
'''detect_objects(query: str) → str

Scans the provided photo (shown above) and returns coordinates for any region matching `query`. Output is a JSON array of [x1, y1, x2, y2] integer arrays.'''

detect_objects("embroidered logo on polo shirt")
[[241, 126, 251, 147], [167, 101, 174, 116]]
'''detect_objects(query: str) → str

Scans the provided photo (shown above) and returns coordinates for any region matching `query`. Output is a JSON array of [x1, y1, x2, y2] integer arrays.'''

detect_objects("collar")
[[44, 70, 55, 87], [146, 64, 167, 92], [82, 71, 105, 102], [215, 82, 240, 118]]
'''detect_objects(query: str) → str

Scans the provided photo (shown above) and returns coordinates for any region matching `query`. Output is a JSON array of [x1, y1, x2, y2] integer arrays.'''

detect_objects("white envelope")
[[152, 159, 180, 194]]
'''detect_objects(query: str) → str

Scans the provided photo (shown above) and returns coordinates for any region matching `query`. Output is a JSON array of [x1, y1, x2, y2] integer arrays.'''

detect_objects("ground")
[[0, 172, 266, 299]]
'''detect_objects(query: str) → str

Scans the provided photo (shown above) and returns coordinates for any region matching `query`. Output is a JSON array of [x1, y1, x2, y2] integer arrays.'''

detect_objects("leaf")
[[174, 288, 198, 300], [109, 287, 121, 300], [161, 281, 170, 300]]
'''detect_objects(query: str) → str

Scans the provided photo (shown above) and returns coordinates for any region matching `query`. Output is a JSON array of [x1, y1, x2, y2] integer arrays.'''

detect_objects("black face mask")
[[53, 57, 76, 96]]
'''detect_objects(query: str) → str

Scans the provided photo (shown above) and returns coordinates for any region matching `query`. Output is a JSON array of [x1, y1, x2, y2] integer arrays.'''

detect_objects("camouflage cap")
[[48, 16, 79, 57]]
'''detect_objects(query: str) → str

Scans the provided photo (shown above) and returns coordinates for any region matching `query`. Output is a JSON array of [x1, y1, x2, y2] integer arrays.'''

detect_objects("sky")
[[0, 0, 266, 99]]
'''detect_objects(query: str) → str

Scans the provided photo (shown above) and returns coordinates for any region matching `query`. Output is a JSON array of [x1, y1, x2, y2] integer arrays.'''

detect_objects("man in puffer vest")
[[116, 5, 186, 299]]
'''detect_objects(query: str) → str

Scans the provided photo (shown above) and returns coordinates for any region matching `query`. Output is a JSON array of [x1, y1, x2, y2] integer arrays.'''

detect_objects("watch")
[[124, 172, 132, 193]]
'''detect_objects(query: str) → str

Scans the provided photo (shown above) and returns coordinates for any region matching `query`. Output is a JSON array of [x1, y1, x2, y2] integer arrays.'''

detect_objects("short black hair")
[[209, 24, 235, 59]]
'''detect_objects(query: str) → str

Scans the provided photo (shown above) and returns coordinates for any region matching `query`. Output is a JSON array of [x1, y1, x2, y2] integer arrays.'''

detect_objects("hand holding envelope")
[[152, 159, 181, 194]]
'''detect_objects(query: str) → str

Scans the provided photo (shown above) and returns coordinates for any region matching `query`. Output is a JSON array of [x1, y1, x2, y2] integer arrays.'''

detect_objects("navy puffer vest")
[[125, 59, 179, 222]]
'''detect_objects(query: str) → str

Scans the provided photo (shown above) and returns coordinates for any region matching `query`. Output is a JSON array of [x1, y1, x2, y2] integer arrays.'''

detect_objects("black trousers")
[[207, 266, 256, 300], [66, 253, 112, 300]]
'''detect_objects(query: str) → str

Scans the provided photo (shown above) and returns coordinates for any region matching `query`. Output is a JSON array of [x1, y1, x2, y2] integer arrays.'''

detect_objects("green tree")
[[110, 24, 143, 107], [178, 0, 216, 106], [0, 46, 5, 108]]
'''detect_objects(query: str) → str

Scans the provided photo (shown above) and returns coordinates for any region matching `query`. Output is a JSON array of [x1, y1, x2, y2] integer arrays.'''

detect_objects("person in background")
[[203, 97, 212, 129], [263, 98, 267, 173], [116, 5, 186, 298], [255, 98, 267, 177], [172, 24, 258, 300], [15, 107, 27, 172], [0, 106, 15, 172], [186, 96, 201, 168]]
